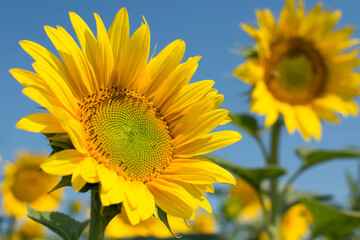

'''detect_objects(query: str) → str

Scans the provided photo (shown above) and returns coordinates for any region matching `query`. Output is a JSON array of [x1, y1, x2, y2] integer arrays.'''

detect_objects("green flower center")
[[265, 38, 326, 104], [80, 88, 173, 182]]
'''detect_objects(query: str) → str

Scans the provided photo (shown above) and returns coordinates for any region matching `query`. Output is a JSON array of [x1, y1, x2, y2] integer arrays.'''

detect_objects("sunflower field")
[[1, 0, 360, 239]]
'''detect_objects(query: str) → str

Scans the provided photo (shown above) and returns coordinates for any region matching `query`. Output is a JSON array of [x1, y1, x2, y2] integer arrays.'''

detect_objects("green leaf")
[[48, 175, 72, 193], [296, 147, 360, 169], [207, 155, 286, 190], [303, 198, 360, 238], [154, 206, 180, 238], [27, 205, 89, 240], [229, 113, 260, 137]]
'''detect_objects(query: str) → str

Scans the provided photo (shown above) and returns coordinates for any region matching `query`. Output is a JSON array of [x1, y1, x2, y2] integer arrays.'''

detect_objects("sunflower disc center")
[[79, 88, 173, 182], [11, 167, 50, 202], [265, 38, 326, 104]]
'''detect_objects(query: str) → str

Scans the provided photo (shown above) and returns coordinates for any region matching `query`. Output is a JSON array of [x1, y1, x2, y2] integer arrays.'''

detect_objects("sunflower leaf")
[[229, 113, 260, 137], [26, 205, 89, 240], [154, 206, 180, 238], [48, 175, 72, 193], [296, 147, 360, 169], [206, 155, 286, 190], [302, 198, 360, 238]]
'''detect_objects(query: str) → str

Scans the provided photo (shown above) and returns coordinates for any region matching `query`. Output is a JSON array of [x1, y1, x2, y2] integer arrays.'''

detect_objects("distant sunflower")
[[234, 0, 360, 140], [258, 204, 313, 240], [2, 152, 61, 217], [280, 204, 313, 240], [10, 220, 44, 240], [228, 178, 265, 221], [11, 8, 241, 224]]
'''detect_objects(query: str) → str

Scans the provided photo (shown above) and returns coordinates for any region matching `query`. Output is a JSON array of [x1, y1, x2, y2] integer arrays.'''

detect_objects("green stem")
[[89, 189, 106, 240], [268, 120, 282, 240], [254, 136, 271, 224], [281, 166, 305, 198]]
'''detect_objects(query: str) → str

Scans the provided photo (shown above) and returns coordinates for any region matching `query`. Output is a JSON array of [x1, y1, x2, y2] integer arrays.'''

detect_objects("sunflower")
[[227, 178, 266, 221], [11, 8, 241, 224], [2, 152, 62, 217], [280, 204, 313, 240], [234, 0, 360, 140], [259, 204, 313, 240], [10, 220, 44, 240]]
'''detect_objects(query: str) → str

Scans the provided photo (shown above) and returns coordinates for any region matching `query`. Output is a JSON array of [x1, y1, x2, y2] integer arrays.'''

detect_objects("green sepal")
[[230, 113, 260, 138], [153, 206, 181, 238], [79, 183, 98, 193], [48, 175, 97, 193], [241, 46, 258, 59], [207, 155, 286, 191], [302, 198, 360, 238], [48, 175, 72, 193], [100, 203, 122, 220], [296, 147, 360, 170], [43, 133, 74, 155], [26, 205, 89, 240]]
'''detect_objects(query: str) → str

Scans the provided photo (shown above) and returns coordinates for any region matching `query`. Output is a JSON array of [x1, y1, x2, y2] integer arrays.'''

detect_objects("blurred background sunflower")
[[234, 0, 360, 141]]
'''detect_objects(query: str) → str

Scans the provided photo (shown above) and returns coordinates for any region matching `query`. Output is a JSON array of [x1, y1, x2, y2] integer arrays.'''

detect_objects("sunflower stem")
[[89, 189, 106, 240], [268, 120, 282, 240]]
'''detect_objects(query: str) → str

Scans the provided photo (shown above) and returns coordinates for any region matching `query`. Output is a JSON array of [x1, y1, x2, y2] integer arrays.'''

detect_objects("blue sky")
[[0, 0, 360, 207]]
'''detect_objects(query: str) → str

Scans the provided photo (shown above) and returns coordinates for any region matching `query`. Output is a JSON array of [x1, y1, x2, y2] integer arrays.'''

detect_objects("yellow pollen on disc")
[[79, 88, 173, 182], [265, 38, 327, 105]]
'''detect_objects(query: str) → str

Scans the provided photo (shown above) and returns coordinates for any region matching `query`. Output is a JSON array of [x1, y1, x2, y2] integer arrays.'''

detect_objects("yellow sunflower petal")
[[141, 39, 185, 97], [174, 131, 241, 158], [71, 164, 87, 191], [16, 113, 65, 133], [44, 25, 93, 95], [41, 149, 86, 175], [94, 13, 114, 88], [79, 157, 99, 183], [294, 105, 321, 141], [10, 68, 46, 90], [163, 157, 236, 185], [117, 21, 150, 88], [124, 181, 145, 209], [137, 187, 156, 221], [147, 179, 197, 219], [108, 8, 129, 75], [69, 12, 98, 91], [32, 62, 79, 114], [233, 60, 263, 86], [123, 200, 141, 225], [155, 56, 201, 109], [97, 164, 117, 192]]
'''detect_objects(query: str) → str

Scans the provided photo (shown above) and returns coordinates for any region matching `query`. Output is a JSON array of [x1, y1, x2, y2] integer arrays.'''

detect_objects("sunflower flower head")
[[226, 178, 264, 221], [234, 0, 360, 141], [11, 8, 241, 225], [1, 152, 62, 217], [280, 204, 313, 240], [10, 220, 44, 240]]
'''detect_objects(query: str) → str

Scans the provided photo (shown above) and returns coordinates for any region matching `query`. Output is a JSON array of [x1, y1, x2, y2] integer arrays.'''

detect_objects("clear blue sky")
[[0, 0, 359, 207]]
